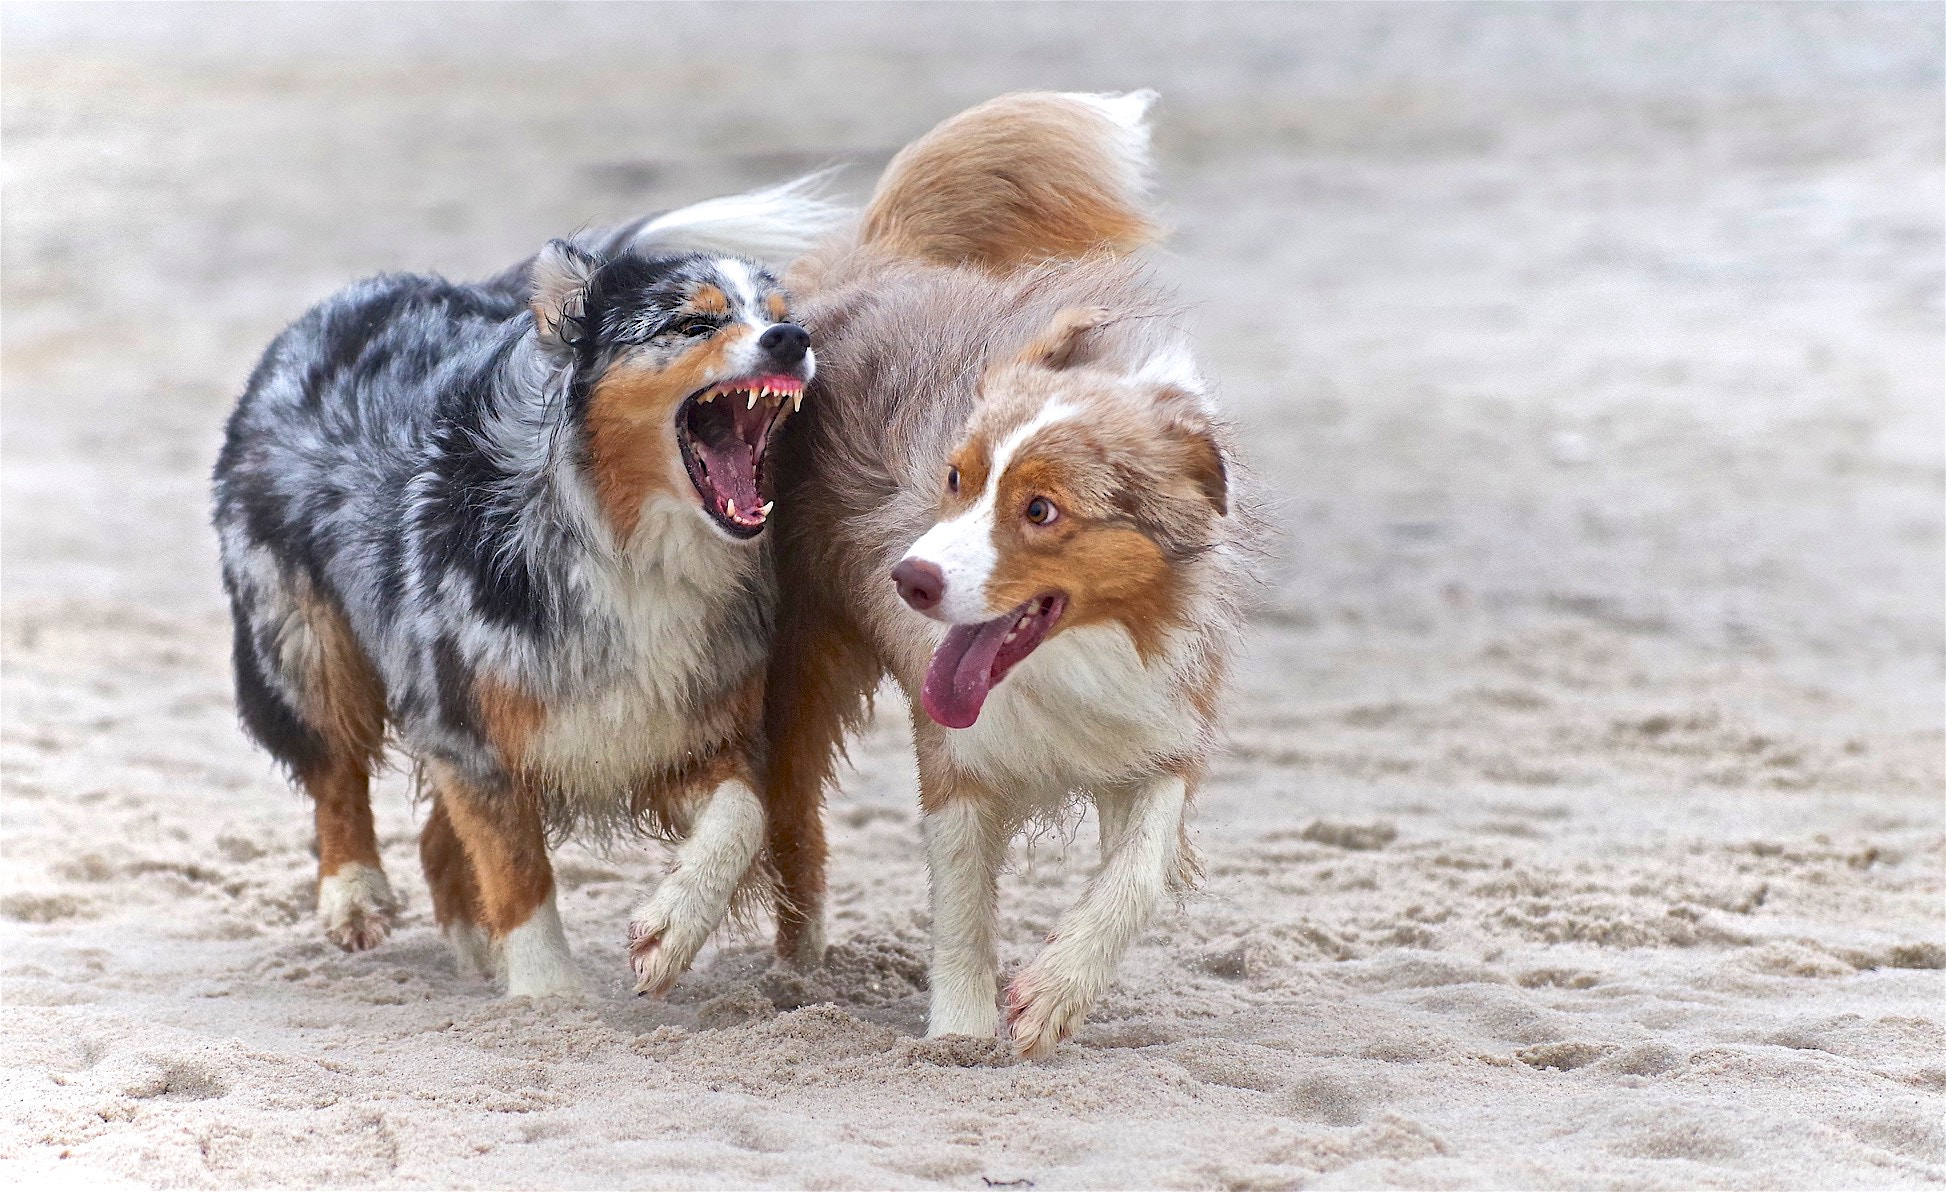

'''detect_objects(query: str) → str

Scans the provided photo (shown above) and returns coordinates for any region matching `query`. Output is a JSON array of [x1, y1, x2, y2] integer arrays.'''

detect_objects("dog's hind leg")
[[433, 765, 578, 997], [294, 592, 398, 952], [230, 569, 398, 953], [419, 796, 493, 978]]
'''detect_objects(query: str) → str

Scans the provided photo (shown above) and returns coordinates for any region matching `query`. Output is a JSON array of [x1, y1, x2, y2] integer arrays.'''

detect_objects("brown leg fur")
[[417, 795, 496, 978], [762, 609, 879, 968], [434, 766, 578, 995], [294, 589, 396, 952]]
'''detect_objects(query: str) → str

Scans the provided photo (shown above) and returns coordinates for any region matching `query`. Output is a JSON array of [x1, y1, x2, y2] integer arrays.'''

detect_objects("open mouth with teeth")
[[675, 373, 804, 537], [920, 593, 1068, 729]]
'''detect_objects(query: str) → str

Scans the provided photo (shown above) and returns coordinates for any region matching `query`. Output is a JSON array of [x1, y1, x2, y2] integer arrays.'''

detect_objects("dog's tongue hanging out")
[[920, 595, 1066, 728]]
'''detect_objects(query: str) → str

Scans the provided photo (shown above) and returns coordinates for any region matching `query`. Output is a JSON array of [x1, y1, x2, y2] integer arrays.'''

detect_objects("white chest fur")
[[526, 502, 757, 799], [938, 621, 1200, 803]]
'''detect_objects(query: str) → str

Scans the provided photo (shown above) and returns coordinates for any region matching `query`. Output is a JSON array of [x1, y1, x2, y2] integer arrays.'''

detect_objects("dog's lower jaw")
[[627, 778, 765, 994], [317, 862, 399, 953], [502, 891, 581, 997]]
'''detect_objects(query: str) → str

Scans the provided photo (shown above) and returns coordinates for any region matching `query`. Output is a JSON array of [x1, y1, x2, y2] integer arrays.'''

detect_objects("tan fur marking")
[[295, 586, 385, 771], [584, 325, 755, 538], [290, 585, 387, 879], [982, 440, 1188, 664], [307, 753, 382, 878], [474, 673, 545, 773], [767, 292, 790, 322], [419, 797, 482, 930], [690, 285, 729, 315], [434, 765, 554, 938]]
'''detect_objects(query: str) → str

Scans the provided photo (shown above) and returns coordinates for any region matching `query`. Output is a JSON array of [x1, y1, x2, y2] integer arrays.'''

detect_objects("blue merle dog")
[[212, 181, 841, 996]]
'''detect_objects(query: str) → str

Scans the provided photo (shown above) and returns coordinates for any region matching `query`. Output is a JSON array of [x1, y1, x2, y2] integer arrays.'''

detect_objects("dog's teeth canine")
[[726, 499, 738, 518], [793, 393, 804, 412], [758, 501, 774, 517], [746, 391, 758, 409]]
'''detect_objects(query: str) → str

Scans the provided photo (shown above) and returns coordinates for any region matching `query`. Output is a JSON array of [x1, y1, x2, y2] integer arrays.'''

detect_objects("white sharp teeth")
[[793, 392, 804, 412], [698, 389, 716, 403], [758, 501, 774, 517], [746, 390, 758, 409], [726, 499, 738, 518]]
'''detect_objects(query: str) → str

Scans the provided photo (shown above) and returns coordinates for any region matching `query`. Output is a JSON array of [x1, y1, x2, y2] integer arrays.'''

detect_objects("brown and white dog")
[[763, 92, 1259, 1056]]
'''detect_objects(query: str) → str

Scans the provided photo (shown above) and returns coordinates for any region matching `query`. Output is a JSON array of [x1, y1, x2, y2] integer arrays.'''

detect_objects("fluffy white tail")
[[600, 171, 854, 267]]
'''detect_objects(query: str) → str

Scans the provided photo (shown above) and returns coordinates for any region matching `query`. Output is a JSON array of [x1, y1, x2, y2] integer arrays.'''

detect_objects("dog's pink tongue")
[[921, 616, 1013, 729]]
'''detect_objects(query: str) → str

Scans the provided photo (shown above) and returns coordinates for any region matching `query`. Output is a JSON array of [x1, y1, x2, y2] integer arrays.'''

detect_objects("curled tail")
[[858, 90, 1162, 273], [584, 170, 852, 264], [485, 172, 853, 293]]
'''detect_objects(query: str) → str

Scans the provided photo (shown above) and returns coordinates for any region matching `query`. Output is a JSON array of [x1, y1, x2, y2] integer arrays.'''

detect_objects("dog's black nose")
[[759, 323, 810, 368]]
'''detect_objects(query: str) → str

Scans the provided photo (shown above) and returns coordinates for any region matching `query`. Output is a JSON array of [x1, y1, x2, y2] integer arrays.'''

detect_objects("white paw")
[[927, 971, 1000, 1040], [443, 920, 496, 979], [1004, 960, 1093, 1061], [317, 863, 399, 953], [625, 891, 713, 996], [503, 894, 581, 998]]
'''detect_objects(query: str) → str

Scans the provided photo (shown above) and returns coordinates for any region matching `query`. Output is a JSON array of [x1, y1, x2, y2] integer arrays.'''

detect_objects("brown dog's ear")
[[1164, 415, 1229, 517], [530, 240, 599, 352], [1017, 306, 1115, 371]]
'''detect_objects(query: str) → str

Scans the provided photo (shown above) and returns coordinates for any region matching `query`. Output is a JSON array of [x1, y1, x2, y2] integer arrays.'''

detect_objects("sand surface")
[[3, 4, 1942, 1188]]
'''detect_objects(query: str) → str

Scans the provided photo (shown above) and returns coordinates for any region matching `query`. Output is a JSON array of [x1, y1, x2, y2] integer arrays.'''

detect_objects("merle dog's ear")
[[530, 240, 599, 353], [1016, 306, 1114, 370]]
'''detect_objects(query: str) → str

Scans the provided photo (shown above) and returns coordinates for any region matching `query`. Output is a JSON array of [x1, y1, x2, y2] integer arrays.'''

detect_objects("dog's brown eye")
[[947, 466, 960, 494], [675, 318, 716, 338], [1025, 496, 1058, 525]]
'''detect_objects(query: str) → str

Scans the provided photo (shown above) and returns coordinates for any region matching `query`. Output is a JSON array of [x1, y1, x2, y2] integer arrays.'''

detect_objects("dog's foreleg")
[[1005, 771, 1188, 1059], [419, 796, 494, 978], [627, 777, 764, 994], [924, 795, 1009, 1038], [438, 768, 579, 998]]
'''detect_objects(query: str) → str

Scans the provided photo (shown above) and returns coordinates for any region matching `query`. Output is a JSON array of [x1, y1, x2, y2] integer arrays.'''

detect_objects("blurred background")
[[4, 1, 1940, 725]]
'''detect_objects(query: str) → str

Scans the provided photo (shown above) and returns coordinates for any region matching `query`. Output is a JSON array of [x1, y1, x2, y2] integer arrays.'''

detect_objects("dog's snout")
[[759, 323, 811, 368], [892, 558, 945, 613]]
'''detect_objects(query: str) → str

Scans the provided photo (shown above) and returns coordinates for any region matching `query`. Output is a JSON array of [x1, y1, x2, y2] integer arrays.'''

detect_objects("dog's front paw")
[[626, 899, 709, 996], [317, 863, 399, 953], [1004, 961, 1091, 1061]]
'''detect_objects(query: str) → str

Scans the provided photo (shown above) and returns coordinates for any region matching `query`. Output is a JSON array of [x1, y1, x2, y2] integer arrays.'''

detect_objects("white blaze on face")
[[901, 402, 1078, 625], [707, 258, 812, 381]]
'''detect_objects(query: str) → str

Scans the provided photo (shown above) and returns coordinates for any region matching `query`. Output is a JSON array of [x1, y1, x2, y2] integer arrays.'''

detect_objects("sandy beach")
[[2, 4, 1942, 1187]]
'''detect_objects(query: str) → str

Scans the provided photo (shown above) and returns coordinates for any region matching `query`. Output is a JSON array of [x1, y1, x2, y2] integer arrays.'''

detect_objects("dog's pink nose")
[[892, 558, 945, 612]]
